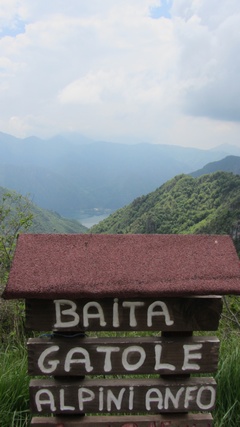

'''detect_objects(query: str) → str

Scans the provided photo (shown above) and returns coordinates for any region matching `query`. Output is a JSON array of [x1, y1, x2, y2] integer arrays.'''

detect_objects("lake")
[[79, 213, 110, 228]]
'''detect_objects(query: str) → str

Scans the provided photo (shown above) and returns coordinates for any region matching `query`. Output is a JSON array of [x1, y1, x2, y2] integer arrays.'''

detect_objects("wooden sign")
[[30, 377, 216, 415], [30, 413, 213, 426], [28, 336, 219, 376], [27, 296, 221, 425], [26, 297, 222, 331]]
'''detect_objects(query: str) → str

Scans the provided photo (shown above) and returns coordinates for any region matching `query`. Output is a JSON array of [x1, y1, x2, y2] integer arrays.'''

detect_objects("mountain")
[[28, 203, 88, 233], [210, 144, 240, 157], [191, 155, 240, 178], [0, 186, 87, 234], [0, 131, 235, 217], [90, 172, 240, 235]]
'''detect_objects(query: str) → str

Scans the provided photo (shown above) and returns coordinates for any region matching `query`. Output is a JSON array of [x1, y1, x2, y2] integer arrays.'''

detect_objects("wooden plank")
[[26, 297, 222, 332], [28, 336, 219, 376], [29, 377, 216, 415], [30, 413, 213, 426]]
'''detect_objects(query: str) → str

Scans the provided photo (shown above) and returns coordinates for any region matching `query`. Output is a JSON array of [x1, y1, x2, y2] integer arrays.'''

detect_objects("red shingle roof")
[[3, 234, 240, 299]]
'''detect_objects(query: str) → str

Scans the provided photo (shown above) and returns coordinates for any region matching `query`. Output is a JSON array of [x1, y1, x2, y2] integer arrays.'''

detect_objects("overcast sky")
[[0, 0, 240, 149]]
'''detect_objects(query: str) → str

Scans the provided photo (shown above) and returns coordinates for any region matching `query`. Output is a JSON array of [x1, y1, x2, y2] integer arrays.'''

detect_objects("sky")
[[0, 0, 240, 149]]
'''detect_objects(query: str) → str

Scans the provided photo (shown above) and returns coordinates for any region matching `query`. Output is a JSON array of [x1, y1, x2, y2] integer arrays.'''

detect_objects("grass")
[[213, 332, 240, 426], [0, 344, 30, 426]]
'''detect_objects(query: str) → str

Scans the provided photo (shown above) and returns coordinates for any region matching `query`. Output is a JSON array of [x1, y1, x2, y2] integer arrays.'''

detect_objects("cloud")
[[171, 1, 240, 124], [183, 12, 240, 122], [0, 0, 240, 148], [58, 71, 109, 105]]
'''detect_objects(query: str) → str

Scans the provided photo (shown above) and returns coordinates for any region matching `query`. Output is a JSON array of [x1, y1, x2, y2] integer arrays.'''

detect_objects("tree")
[[0, 191, 33, 283]]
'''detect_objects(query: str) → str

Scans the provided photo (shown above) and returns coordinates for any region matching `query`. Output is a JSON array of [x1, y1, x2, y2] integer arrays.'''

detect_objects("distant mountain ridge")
[[191, 155, 240, 177], [0, 131, 236, 217], [90, 171, 240, 235]]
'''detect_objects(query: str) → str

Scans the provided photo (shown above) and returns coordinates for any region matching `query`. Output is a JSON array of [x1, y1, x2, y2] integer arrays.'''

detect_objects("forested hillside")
[[90, 172, 240, 235], [0, 187, 87, 234], [28, 204, 87, 234]]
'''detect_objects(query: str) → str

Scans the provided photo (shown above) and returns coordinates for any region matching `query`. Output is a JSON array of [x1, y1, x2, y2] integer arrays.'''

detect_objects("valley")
[[1, 131, 239, 218], [1, 131, 240, 237]]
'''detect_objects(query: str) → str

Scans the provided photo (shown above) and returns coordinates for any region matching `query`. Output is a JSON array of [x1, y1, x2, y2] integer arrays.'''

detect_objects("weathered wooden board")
[[26, 297, 222, 332], [28, 336, 219, 376], [30, 413, 213, 426], [30, 377, 216, 415]]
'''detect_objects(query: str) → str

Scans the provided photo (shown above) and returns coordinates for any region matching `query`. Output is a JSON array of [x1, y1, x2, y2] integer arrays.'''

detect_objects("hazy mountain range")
[[1, 131, 239, 218]]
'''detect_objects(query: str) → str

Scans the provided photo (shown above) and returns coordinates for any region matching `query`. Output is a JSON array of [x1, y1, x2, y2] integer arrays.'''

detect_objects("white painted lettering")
[[83, 302, 107, 327], [113, 298, 120, 327], [78, 388, 95, 411], [196, 386, 216, 410], [52, 298, 179, 329], [122, 346, 146, 371], [107, 388, 126, 411], [54, 300, 79, 328], [64, 347, 93, 373], [122, 301, 145, 327], [145, 388, 163, 410], [184, 386, 198, 409], [99, 387, 104, 411], [182, 344, 203, 371], [96, 346, 120, 372], [147, 301, 174, 327], [164, 387, 185, 409], [129, 386, 134, 410], [60, 389, 75, 411], [37, 346, 60, 374], [154, 344, 176, 371], [35, 389, 56, 412]]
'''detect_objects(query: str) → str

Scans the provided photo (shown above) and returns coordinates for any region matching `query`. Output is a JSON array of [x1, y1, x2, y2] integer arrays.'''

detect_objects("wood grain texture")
[[28, 336, 219, 376], [29, 377, 216, 415], [25, 297, 222, 332]]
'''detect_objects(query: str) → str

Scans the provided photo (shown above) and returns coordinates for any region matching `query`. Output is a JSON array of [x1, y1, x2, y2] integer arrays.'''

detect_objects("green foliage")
[[0, 191, 33, 282], [0, 188, 87, 426], [0, 193, 29, 340], [0, 186, 87, 238], [27, 204, 88, 234], [0, 299, 26, 346], [214, 330, 240, 426], [0, 191, 32, 427], [0, 344, 30, 426], [90, 172, 240, 236]]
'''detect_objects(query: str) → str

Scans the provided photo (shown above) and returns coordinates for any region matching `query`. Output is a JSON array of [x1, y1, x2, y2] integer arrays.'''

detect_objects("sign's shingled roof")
[[3, 234, 240, 299]]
